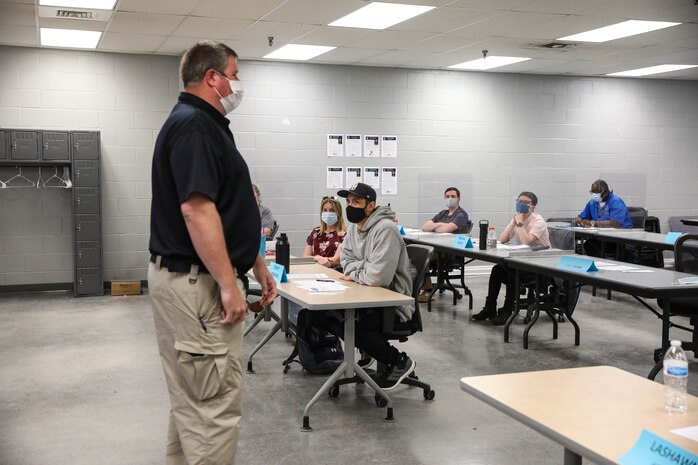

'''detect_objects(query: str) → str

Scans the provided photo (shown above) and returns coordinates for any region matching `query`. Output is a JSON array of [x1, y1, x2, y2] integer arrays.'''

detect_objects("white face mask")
[[321, 212, 338, 226], [213, 79, 244, 114]]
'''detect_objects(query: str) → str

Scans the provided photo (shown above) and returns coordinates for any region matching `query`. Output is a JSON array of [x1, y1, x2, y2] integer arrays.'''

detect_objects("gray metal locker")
[[41, 131, 70, 161], [10, 130, 39, 161], [73, 160, 99, 187], [76, 268, 102, 295], [75, 214, 100, 241], [76, 242, 101, 268], [72, 132, 100, 160], [75, 187, 100, 214], [0, 130, 7, 160]]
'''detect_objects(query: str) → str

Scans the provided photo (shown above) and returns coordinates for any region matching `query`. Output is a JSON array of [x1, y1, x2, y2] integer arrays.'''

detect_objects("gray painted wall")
[[0, 45, 696, 285]]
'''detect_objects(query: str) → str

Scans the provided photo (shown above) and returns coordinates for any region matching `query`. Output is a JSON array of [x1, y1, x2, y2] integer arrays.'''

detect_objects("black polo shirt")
[[149, 92, 261, 274]]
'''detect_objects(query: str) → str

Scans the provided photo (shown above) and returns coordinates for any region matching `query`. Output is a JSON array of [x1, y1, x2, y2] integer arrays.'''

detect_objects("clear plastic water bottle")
[[487, 227, 497, 250], [663, 340, 688, 413]]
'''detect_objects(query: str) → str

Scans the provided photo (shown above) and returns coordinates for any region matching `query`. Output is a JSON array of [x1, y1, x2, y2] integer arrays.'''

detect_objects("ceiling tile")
[[108, 12, 184, 35], [156, 36, 201, 55], [313, 47, 383, 64], [226, 40, 285, 59], [291, 26, 374, 47], [38, 17, 106, 32], [191, 0, 286, 20], [448, 0, 531, 10], [449, 11, 570, 39], [0, 3, 35, 27], [237, 21, 319, 44], [173, 17, 254, 39], [0, 25, 37, 46], [390, 7, 500, 33], [346, 30, 435, 50], [99, 32, 166, 53], [400, 34, 480, 53], [359, 50, 433, 66], [577, 0, 698, 23], [263, 0, 366, 25], [513, 0, 612, 15], [117, 0, 198, 15]]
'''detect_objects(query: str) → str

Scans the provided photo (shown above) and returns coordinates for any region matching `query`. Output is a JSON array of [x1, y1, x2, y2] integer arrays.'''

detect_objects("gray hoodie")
[[340, 205, 415, 322]]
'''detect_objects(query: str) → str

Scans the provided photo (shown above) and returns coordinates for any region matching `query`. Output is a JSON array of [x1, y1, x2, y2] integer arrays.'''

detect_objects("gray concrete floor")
[[1, 276, 697, 465]]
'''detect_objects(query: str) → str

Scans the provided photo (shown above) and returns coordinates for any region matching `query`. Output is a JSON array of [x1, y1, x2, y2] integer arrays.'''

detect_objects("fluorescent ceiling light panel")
[[558, 20, 680, 42], [607, 64, 698, 77], [40, 28, 102, 48], [329, 2, 435, 30], [448, 56, 531, 70], [263, 44, 336, 61], [39, 0, 117, 9]]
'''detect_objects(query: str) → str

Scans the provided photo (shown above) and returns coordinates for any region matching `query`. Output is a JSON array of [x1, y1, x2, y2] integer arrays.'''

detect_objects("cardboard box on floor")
[[111, 281, 142, 296]]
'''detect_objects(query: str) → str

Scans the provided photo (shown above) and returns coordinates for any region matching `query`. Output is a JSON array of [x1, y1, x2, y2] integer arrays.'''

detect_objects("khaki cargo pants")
[[149, 260, 245, 465]]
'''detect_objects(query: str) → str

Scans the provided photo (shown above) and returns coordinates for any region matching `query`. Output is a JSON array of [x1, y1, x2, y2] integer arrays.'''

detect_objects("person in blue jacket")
[[573, 179, 633, 256]]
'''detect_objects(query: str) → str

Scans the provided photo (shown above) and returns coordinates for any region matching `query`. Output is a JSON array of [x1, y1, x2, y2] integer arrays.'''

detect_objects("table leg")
[[246, 319, 282, 374], [243, 305, 280, 338], [564, 448, 582, 465], [301, 308, 393, 431]]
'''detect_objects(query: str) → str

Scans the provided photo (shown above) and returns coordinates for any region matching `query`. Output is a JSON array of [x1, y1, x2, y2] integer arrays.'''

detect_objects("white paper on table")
[[403, 227, 421, 234], [381, 135, 397, 158], [621, 269, 653, 273], [345, 134, 362, 157], [364, 135, 381, 158], [671, 425, 698, 443], [364, 167, 380, 189], [498, 244, 529, 250], [346, 166, 362, 187], [594, 261, 615, 266], [381, 167, 397, 195], [295, 280, 349, 292], [327, 134, 344, 157], [678, 276, 698, 285], [287, 273, 329, 279], [326, 166, 344, 189], [597, 264, 641, 272]]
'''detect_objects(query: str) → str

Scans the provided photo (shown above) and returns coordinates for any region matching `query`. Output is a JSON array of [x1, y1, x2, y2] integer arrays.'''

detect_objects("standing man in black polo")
[[148, 41, 277, 465]]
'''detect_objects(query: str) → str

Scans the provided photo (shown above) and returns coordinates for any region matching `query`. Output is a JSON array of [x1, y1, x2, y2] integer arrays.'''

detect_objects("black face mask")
[[346, 205, 367, 223]]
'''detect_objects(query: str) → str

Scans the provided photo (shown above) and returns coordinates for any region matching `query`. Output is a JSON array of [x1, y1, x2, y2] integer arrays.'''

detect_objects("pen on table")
[[316, 279, 334, 282]]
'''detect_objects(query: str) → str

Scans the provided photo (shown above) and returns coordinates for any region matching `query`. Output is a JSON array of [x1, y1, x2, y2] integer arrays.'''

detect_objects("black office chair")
[[425, 220, 474, 312], [649, 233, 698, 379], [269, 220, 280, 240], [669, 216, 698, 234], [329, 244, 436, 405], [627, 206, 647, 229]]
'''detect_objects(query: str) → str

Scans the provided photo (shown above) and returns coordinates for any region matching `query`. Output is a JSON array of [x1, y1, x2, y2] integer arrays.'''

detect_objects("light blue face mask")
[[445, 197, 458, 209], [590, 193, 602, 203], [322, 211, 338, 226], [515, 202, 530, 214]]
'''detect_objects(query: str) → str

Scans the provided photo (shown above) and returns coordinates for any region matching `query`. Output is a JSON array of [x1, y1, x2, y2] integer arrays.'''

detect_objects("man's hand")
[[340, 274, 354, 282], [514, 213, 524, 224], [219, 284, 247, 325], [252, 256, 277, 307]]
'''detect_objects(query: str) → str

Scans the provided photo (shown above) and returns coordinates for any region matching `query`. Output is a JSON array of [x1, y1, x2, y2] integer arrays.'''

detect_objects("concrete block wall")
[[0, 45, 696, 285]]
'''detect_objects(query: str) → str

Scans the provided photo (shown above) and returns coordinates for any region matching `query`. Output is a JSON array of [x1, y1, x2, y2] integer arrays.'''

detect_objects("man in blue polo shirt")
[[574, 179, 632, 256]]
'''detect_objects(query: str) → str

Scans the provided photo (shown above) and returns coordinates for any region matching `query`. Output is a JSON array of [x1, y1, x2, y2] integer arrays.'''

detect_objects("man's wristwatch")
[[591, 221, 596, 227]]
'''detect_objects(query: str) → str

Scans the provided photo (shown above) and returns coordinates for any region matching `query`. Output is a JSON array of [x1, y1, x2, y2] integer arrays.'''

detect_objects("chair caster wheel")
[[375, 394, 388, 407], [523, 316, 531, 324], [558, 315, 566, 323], [653, 349, 663, 363], [283, 365, 290, 374], [328, 386, 339, 398], [424, 389, 435, 400]]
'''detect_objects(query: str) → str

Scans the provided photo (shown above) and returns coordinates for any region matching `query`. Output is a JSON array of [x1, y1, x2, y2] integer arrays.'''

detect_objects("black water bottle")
[[479, 220, 489, 250], [275, 233, 290, 273]]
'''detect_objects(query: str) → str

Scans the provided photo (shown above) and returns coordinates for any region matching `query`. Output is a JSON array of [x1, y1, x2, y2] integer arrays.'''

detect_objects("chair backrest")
[[627, 206, 647, 229], [548, 228, 575, 250], [668, 216, 698, 234], [269, 220, 280, 239], [547, 217, 575, 223], [675, 233, 698, 275], [383, 244, 434, 337], [461, 220, 473, 234]]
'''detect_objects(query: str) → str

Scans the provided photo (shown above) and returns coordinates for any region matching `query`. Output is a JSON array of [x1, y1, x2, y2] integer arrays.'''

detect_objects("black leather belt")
[[150, 254, 209, 274]]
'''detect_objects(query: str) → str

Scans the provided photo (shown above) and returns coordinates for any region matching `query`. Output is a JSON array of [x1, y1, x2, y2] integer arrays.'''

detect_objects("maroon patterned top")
[[306, 228, 346, 258]]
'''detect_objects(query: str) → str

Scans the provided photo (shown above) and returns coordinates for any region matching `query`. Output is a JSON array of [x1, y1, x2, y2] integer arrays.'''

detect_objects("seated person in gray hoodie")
[[306, 182, 416, 391]]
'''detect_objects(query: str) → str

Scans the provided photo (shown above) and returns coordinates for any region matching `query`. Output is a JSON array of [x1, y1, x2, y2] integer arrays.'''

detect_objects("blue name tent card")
[[619, 429, 698, 465], [268, 262, 288, 283], [396, 224, 406, 236], [665, 232, 683, 245], [454, 235, 474, 249], [556, 255, 598, 272]]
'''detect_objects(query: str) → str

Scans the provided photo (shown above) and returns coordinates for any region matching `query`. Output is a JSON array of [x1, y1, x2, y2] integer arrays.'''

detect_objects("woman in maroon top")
[[303, 197, 347, 268]]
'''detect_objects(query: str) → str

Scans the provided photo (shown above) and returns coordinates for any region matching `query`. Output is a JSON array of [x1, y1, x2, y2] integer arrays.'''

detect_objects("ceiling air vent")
[[528, 42, 580, 50], [56, 9, 93, 20]]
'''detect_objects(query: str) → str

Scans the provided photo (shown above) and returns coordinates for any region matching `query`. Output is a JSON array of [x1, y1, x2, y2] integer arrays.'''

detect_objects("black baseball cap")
[[337, 182, 376, 202]]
